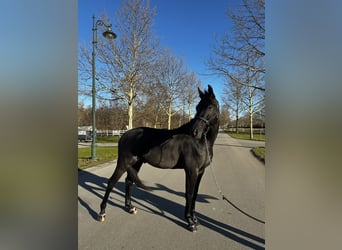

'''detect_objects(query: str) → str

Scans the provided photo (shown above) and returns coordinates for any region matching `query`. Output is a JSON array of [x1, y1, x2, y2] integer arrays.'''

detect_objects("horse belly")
[[142, 146, 180, 169], [158, 155, 180, 169]]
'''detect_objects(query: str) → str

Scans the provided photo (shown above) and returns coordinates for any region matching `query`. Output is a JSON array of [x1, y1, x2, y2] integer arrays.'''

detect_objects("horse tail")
[[126, 167, 151, 191]]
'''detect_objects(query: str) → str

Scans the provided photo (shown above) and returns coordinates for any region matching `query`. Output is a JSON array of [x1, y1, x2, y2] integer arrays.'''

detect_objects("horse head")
[[191, 85, 220, 139]]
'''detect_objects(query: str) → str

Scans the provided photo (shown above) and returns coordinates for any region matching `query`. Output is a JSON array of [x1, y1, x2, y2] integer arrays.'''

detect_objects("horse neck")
[[205, 123, 219, 146], [171, 118, 219, 144], [173, 119, 194, 134]]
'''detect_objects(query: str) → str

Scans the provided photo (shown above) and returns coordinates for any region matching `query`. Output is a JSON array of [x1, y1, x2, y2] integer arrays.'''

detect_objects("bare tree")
[[155, 49, 187, 129], [239, 65, 264, 139], [207, 0, 265, 138], [143, 81, 168, 128], [79, 0, 159, 129], [182, 72, 202, 122], [222, 76, 245, 133], [219, 104, 230, 128], [103, 0, 160, 129], [207, 0, 265, 91], [78, 103, 92, 126]]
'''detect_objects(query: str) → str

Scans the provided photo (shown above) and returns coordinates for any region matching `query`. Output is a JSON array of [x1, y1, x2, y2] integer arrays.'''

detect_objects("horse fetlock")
[[187, 223, 198, 232], [130, 207, 137, 214], [98, 213, 106, 222], [192, 216, 199, 226], [126, 205, 138, 214]]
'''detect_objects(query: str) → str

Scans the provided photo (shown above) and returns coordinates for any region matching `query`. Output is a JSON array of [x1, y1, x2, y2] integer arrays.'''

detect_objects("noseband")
[[195, 112, 218, 137], [197, 116, 209, 125], [196, 112, 218, 126]]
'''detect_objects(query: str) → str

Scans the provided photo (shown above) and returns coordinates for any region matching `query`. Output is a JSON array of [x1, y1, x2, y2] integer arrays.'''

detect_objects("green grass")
[[226, 131, 265, 163], [78, 146, 118, 169], [227, 131, 265, 141], [251, 147, 265, 163], [96, 136, 120, 143]]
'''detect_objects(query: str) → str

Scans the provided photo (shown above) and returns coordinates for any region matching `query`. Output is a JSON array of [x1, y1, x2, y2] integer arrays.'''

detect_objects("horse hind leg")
[[98, 163, 126, 222], [125, 177, 137, 214], [125, 161, 143, 215]]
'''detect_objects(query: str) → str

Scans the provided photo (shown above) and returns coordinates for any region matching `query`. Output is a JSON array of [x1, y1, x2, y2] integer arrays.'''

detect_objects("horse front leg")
[[184, 170, 198, 232], [190, 171, 204, 226]]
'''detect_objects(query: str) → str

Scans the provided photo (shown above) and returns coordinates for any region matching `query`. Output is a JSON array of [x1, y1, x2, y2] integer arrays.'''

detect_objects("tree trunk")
[[249, 100, 254, 140], [127, 81, 135, 129], [154, 113, 159, 128], [167, 102, 172, 130], [235, 111, 239, 134], [128, 101, 133, 129], [188, 102, 192, 122]]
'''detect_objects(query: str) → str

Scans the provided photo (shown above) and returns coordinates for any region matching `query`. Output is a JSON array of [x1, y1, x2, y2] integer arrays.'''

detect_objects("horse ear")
[[208, 84, 215, 98], [198, 87, 205, 99]]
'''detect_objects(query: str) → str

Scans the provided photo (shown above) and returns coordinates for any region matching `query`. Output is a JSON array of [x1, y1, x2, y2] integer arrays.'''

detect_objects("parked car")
[[78, 127, 92, 142]]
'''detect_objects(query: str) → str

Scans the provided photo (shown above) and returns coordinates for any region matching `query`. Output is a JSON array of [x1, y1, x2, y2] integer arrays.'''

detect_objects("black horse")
[[98, 85, 219, 232]]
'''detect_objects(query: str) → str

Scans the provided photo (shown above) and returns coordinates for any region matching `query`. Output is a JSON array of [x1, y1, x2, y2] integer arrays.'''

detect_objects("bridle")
[[197, 116, 210, 125], [195, 111, 219, 136], [195, 111, 219, 126]]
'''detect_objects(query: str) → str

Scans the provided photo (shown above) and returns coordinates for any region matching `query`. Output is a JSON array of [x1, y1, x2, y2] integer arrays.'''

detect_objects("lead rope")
[[204, 134, 265, 224]]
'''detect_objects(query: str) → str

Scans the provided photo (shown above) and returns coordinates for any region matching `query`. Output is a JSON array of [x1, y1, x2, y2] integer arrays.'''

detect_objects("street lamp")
[[91, 15, 117, 160]]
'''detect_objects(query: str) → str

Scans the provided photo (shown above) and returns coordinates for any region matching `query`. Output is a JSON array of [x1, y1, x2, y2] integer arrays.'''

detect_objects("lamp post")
[[91, 15, 117, 160]]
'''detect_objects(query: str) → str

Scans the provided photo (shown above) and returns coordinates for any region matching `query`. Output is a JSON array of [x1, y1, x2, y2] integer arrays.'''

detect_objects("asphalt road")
[[78, 142, 118, 148], [78, 132, 265, 250]]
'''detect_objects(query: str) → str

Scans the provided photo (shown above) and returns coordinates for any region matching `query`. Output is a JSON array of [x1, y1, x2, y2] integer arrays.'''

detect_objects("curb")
[[250, 148, 265, 164]]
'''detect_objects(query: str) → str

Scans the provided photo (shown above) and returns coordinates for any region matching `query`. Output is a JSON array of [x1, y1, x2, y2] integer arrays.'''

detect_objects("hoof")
[[129, 207, 138, 215], [98, 214, 105, 222], [188, 224, 197, 232]]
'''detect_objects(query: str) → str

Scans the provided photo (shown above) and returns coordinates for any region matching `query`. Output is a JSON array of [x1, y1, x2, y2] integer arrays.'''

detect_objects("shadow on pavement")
[[78, 168, 264, 249], [215, 143, 258, 149]]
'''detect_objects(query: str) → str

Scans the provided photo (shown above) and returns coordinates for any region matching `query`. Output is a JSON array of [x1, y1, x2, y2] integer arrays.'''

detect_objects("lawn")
[[78, 146, 118, 169], [227, 131, 265, 163], [227, 132, 265, 141], [251, 147, 265, 163], [96, 136, 121, 143]]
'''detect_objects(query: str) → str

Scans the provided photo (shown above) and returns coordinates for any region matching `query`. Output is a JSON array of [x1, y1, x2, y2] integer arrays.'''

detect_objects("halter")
[[197, 116, 209, 125], [195, 111, 218, 126], [195, 112, 218, 138]]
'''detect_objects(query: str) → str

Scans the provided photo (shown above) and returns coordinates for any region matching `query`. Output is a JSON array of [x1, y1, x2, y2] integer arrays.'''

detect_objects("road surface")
[[78, 132, 265, 249]]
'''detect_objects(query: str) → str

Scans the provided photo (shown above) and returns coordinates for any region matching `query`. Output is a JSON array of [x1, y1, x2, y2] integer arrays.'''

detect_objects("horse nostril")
[[193, 129, 198, 137]]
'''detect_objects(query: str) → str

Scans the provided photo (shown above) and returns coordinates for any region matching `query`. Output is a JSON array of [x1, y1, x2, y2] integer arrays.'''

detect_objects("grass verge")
[[251, 147, 265, 163], [78, 146, 118, 169], [227, 132, 265, 141], [96, 136, 120, 143]]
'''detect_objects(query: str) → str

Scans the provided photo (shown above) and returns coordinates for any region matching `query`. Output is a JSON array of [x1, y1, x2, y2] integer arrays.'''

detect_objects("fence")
[[226, 127, 265, 134], [96, 130, 127, 137]]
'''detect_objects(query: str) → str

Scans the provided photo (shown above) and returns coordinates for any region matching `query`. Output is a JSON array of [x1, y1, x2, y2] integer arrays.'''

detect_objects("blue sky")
[[78, 0, 237, 103]]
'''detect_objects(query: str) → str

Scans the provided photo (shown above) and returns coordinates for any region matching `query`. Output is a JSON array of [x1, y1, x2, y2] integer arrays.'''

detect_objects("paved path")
[[78, 142, 118, 148], [78, 132, 265, 249]]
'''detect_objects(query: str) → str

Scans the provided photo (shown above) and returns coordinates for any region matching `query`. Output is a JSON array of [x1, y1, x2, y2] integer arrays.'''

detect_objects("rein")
[[203, 133, 265, 224]]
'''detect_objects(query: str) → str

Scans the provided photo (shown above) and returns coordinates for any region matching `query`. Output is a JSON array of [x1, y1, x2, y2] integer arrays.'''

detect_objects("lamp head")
[[103, 27, 116, 40]]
